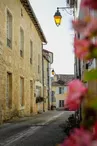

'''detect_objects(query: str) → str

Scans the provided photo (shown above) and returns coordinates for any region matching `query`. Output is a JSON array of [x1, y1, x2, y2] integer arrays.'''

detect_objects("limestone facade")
[[0, 0, 47, 122], [43, 49, 53, 111]]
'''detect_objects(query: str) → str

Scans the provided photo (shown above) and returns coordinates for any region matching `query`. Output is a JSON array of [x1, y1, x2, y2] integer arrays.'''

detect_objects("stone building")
[[43, 49, 53, 111], [51, 74, 74, 109], [0, 0, 47, 122]]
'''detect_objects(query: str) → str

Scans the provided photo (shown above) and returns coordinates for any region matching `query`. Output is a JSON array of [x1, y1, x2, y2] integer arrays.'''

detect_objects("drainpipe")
[[47, 63, 50, 110]]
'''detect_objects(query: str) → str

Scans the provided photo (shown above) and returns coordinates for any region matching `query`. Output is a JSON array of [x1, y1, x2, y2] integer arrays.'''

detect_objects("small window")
[[30, 80, 33, 88], [6, 72, 12, 108], [21, 8, 23, 17], [59, 100, 64, 107], [7, 10, 12, 48], [59, 87, 64, 94], [20, 77, 24, 106], [30, 41, 33, 64], [38, 54, 40, 73], [20, 27, 24, 57]]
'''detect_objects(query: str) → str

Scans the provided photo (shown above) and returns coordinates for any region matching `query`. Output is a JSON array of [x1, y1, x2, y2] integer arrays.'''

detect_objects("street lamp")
[[54, 6, 75, 26], [54, 8, 62, 26], [51, 69, 55, 75]]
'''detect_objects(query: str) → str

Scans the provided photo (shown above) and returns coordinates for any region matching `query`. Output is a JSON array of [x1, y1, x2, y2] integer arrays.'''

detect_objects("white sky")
[[30, 0, 74, 74]]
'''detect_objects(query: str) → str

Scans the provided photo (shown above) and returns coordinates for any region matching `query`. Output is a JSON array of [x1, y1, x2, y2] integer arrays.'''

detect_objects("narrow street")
[[0, 111, 74, 146]]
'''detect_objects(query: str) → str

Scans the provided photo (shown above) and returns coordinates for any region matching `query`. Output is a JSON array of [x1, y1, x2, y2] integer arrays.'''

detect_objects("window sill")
[[7, 46, 12, 50]]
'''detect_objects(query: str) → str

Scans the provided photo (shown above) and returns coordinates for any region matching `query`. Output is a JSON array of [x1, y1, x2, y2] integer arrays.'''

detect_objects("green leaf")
[[92, 48, 97, 58], [87, 98, 97, 110], [84, 69, 97, 81]]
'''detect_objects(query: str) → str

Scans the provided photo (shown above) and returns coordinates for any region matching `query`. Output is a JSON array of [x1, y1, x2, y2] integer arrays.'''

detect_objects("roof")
[[43, 49, 53, 64], [52, 74, 74, 86], [20, 0, 47, 43], [43, 49, 53, 54]]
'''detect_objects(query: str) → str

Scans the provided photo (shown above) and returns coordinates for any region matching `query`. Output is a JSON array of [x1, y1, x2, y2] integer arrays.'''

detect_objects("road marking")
[[0, 111, 65, 146], [0, 126, 41, 146], [43, 111, 65, 125]]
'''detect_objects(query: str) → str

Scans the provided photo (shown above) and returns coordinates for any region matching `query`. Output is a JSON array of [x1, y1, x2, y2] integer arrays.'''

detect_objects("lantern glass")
[[54, 16, 62, 26]]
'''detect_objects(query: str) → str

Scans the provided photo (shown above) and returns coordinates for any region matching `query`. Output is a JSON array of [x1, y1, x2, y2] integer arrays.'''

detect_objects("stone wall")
[[0, 0, 43, 121]]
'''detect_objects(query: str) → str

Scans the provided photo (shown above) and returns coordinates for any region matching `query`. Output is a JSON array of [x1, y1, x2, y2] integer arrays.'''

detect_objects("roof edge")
[[20, 0, 47, 43]]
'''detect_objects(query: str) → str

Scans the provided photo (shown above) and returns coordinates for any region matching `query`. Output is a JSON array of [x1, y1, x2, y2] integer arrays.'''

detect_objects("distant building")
[[51, 74, 74, 109], [43, 49, 53, 111]]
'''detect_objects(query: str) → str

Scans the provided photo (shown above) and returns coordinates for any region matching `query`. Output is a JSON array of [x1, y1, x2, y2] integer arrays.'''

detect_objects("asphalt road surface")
[[0, 111, 74, 146]]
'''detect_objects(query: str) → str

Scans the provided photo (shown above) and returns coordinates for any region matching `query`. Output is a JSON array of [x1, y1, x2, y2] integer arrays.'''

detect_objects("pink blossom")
[[74, 38, 97, 60], [61, 128, 93, 146], [72, 17, 97, 38], [93, 122, 97, 140], [84, 18, 97, 37], [66, 99, 81, 111], [72, 15, 91, 34], [92, 141, 97, 146], [81, 0, 97, 10], [72, 19, 88, 33], [65, 79, 87, 110], [74, 38, 91, 60]]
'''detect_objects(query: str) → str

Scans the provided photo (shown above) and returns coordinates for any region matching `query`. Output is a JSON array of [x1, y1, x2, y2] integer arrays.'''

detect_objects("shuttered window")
[[6, 72, 12, 108], [30, 40, 33, 64], [38, 54, 40, 73], [59, 87, 64, 94], [20, 28, 24, 57], [20, 77, 24, 106], [7, 10, 12, 48]]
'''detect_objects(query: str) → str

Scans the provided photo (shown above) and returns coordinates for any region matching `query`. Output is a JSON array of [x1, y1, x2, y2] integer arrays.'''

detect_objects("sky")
[[30, 0, 74, 74]]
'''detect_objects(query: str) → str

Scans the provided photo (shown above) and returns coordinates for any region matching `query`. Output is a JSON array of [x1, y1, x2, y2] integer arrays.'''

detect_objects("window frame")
[[30, 40, 33, 64], [20, 27, 24, 57], [59, 100, 64, 107], [6, 72, 12, 108], [20, 77, 24, 106], [59, 87, 64, 94], [38, 54, 40, 73], [6, 9, 13, 49]]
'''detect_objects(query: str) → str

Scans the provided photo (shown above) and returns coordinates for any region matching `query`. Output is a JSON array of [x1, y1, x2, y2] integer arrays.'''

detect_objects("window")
[[59, 87, 64, 94], [7, 10, 12, 48], [21, 8, 23, 17], [38, 54, 40, 73], [30, 40, 33, 64], [51, 91, 56, 102], [30, 80, 33, 113], [20, 77, 24, 106], [59, 100, 64, 107], [30, 80, 33, 88], [20, 27, 24, 57], [6, 72, 12, 108]]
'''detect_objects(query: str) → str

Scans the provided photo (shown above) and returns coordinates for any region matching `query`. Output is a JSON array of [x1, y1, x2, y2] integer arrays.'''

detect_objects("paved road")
[[0, 111, 74, 146]]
